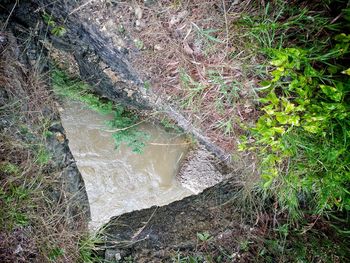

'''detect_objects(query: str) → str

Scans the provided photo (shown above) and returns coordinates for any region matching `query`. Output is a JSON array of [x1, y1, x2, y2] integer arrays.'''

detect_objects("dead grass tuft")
[[110, 0, 263, 152], [0, 30, 89, 263]]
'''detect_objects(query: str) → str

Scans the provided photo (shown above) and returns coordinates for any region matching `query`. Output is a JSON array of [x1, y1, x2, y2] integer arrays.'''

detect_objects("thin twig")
[[68, 0, 96, 16], [103, 112, 159, 133], [103, 118, 148, 133], [131, 207, 158, 240], [222, 0, 230, 53], [1, 0, 18, 31], [148, 142, 191, 146]]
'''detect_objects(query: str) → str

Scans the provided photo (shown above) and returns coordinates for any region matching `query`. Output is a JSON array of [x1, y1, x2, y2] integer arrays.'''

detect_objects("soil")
[[97, 179, 255, 263]]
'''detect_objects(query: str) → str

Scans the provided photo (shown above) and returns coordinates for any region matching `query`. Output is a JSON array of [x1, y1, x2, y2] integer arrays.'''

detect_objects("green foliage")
[[78, 235, 104, 263], [192, 23, 223, 44], [179, 68, 206, 110], [241, 33, 350, 218], [107, 106, 150, 153], [239, 240, 252, 252], [208, 70, 240, 107], [48, 247, 65, 262], [0, 162, 21, 175], [160, 117, 183, 133], [52, 69, 149, 153], [196, 231, 212, 242], [35, 145, 51, 165], [258, 226, 350, 263], [0, 183, 30, 230], [239, 1, 337, 50], [42, 12, 67, 37], [52, 69, 113, 114]]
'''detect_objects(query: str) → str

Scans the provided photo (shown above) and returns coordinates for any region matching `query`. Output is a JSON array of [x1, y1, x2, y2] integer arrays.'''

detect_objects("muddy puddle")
[[60, 101, 194, 229]]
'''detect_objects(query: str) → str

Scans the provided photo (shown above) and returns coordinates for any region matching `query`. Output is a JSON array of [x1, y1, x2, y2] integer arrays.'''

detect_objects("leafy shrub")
[[241, 33, 350, 218]]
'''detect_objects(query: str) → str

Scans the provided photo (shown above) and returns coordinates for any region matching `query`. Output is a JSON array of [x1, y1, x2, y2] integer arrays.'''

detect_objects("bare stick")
[[1, 0, 18, 31], [222, 0, 230, 52], [148, 142, 191, 146], [69, 0, 96, 16]]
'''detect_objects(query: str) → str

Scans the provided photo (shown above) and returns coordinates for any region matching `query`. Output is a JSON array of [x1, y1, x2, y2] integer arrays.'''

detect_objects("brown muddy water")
[[60, 101, 194, 229]]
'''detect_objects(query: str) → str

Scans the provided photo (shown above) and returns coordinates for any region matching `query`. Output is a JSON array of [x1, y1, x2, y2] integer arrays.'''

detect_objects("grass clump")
[[0, 31, 103, 261], [51, 68, 150, 153], [239, 1, 350, 226]]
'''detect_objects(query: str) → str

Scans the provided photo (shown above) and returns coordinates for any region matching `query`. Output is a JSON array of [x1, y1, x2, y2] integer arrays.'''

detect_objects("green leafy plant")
[[197, 231, 212, 242], [35, 145, 51, 165], [241, 33, 350, 218], [107, 106, 150, 153], [42, 12, 67, 37], [192, 23, 223, 44]]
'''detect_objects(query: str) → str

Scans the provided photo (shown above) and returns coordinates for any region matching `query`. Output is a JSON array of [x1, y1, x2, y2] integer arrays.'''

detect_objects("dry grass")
[[0, 30, 90, 263], [111, 0, 264, 152]]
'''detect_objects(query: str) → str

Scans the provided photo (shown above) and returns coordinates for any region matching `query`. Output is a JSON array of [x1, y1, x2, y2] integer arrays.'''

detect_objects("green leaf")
[[334, 33, 350, 43], [275, 112, 288, 124], [197, 232, 212, 241], [304, 64, 319, 77], [303, 123, 320, 133], [262, 104, 275, 115], [272, 126, 285, 134], [271, 55, 288, 67], [51, 26, 66, 37], [282, 98, 295, 113], [259, 80, 272, 88], [341, 68, 350, 75], [320, 84, 343, 102], [266, 91, 279, 105], [271, 68, 284, 81]]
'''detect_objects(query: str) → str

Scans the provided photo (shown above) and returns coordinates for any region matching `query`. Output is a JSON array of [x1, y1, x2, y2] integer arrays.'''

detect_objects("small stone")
[[105, 249, 123, 262], [169, 10, 189, 27], [14, 244, 23, 254], [134, 5, 143, 20], [154, 44, 163, 51], [115, 253, 121, 261], [55, 132, 65, 143], [126, 89, 134, 97], [0, 34, 8, 48]]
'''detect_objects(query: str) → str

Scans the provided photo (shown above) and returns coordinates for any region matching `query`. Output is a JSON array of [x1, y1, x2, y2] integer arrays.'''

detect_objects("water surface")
[[60, 101, 193, 229]]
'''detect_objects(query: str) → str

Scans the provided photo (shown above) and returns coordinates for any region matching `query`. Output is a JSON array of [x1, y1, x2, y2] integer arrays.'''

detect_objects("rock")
[[55, 132, 65, 143], [178, 146, 231, 194], [153, 44, 163, 51], [105, 249, 125, 262], [134, 4, 143, 20], [169, 11, 189, 27]]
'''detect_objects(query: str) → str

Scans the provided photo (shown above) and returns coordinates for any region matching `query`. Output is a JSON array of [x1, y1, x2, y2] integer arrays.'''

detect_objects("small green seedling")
[[197, 231, 212, 242]]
